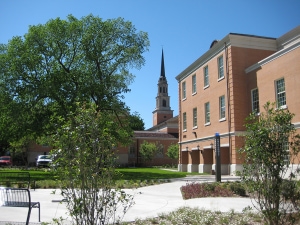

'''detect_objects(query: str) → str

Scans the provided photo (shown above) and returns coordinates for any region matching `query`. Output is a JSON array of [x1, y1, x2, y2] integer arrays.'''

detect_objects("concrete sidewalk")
[[0, 175, 253, 224]]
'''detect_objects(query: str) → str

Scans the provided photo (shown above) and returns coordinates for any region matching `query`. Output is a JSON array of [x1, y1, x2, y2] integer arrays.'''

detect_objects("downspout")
[[225, 42, 232, 174], [178, 81, 182, 171]]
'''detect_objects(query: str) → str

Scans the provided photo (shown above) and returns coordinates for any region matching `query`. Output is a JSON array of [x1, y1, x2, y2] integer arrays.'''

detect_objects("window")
[[182, 81, 186, 99], [275, 78, 286, 108], [282, 138, 290, 164], [193, 107, 197, 127], [219, 95, 225, 119], [205, 102, 210, 124], [192, 74, 197, 94], [156, 143, 164, 158], [204, 66, 209, 87], [183, 112, 187, 130], [218, 55, 224, 79], [251, 88, 259, 113], [129, 145, 135, 158]]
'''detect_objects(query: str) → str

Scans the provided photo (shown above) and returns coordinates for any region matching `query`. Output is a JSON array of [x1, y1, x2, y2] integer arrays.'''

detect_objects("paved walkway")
[[0, 175, 254, 224]]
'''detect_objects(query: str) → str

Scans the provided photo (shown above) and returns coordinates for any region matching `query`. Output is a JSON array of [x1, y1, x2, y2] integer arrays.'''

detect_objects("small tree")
[[239, 102, 300, 225], [50, 103, 134, 225], [166, 143, 179, 167], [139, 141, 157, 163]]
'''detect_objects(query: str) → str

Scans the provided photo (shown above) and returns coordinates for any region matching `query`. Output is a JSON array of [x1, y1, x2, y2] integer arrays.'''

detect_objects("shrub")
[[180, 182, 237, 200]]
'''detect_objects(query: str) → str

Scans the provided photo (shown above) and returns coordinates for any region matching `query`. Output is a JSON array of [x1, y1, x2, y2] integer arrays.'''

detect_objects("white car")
[[36, 155, 53, 167]]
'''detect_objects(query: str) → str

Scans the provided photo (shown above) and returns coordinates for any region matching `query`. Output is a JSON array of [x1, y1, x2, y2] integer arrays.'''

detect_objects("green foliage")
[[49, 103, 134, 225], [0, 14, 149, 152], [139, 141, 157, 162], [129, 112, 145, 130], [166, 143, 179, 160], [239, 102, 300, 225]]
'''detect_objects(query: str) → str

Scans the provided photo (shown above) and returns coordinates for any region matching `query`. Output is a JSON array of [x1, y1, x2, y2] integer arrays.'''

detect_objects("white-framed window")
[[219, 95, 225, 119], [275, 78, 286, 108], [129, 145, 135, 158], [192, 74, 197, 94], [251, 88, 259, 113], [218, 55, 224, 79], [193, 107, 197, 127], [282, 138, 290, 164], [204, 66, 209, 87], [205, 102, 210, 124], [182, 81, 186, 99], [183, 112, 187, 130]]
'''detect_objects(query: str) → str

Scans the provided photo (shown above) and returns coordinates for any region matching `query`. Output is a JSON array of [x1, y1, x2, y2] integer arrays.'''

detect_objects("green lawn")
[[0, 167, 200, 182], [116, 168, 189, 180]]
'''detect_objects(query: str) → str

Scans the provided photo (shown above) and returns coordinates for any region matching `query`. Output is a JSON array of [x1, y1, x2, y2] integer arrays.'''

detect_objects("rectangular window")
[[219, 95, 226, 119], [218, 56, 224, 79], [193, 107, 197, 127], [192, 74, 197, 94], [182, 81, 186, 99], [282, 138, 290, 164], [275, 78, 286, 108], [204, 66, 209, 87], [251, 88, 259, 113], [205, 102, 210, 124], [183, 112, 187, 130], [129, 145, 135, 158]]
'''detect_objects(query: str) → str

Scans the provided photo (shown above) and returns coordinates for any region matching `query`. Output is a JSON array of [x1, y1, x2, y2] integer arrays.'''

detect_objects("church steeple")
[[152, 49, 173, 126], [160, 49, 165, 78]]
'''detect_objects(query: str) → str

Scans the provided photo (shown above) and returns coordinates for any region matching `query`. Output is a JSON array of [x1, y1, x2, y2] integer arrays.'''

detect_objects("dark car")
[[0, 156, 13, 167], [36, 155, 53, 167]]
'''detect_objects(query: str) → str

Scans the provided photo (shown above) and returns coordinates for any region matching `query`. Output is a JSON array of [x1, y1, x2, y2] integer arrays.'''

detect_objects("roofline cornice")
[[245, 39, 300, 73], [175, 35, 230, 82], [175, 33, 277, 82]]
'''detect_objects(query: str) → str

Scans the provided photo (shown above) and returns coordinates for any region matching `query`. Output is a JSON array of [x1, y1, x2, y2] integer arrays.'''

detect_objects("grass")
[[115, 167, 190, 180], [0, 167, 200, 189]]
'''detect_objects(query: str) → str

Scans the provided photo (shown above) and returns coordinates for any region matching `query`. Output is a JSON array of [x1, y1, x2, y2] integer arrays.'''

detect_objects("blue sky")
[[1, 0, 300, 129]]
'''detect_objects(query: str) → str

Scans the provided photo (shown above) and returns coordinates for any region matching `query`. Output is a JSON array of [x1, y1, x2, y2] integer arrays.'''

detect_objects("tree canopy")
[[0, 14, 149, 151]]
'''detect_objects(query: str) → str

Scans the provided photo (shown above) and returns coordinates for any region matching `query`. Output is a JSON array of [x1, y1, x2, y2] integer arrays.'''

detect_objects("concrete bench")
[[0, 187, 40, 225]]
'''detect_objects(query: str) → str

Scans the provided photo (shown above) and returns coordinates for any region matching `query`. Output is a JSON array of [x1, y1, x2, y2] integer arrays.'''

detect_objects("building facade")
[[175, 26, 300, 175]]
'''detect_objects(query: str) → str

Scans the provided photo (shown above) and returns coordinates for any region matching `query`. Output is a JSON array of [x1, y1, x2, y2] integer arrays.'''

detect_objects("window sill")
[[193, 126, 198, 130], [183, 129, 187, 133], [219, 118, 226, 122], [203, 85, 210, 90], [277, 105, 288, 110], [204, 122, 211, 126], [182, 98, 187, 101], [192, 92, 197, 96], [218, 76, 225, 82]]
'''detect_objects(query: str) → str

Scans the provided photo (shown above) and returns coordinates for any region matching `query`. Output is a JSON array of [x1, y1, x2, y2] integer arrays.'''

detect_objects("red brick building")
[[117, 49, 179, 167], [175, 26, 300, 175]]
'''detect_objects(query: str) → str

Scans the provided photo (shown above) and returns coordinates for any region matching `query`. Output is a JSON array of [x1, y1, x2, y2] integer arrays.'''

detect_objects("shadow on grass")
[[115, 168, 187, 181]]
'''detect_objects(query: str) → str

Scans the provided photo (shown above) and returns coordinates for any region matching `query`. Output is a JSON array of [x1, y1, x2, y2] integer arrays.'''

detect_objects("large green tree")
[[0, 14, 149, 144], [239, 102, 300, 225]]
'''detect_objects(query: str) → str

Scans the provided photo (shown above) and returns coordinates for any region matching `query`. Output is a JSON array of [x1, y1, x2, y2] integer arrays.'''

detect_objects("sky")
[[1, 0, 300, 129]]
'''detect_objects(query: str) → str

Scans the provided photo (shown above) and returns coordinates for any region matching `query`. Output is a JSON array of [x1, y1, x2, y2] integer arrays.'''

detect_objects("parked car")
[[36, 155, 53, 167], [0, 156, 12, 167]]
